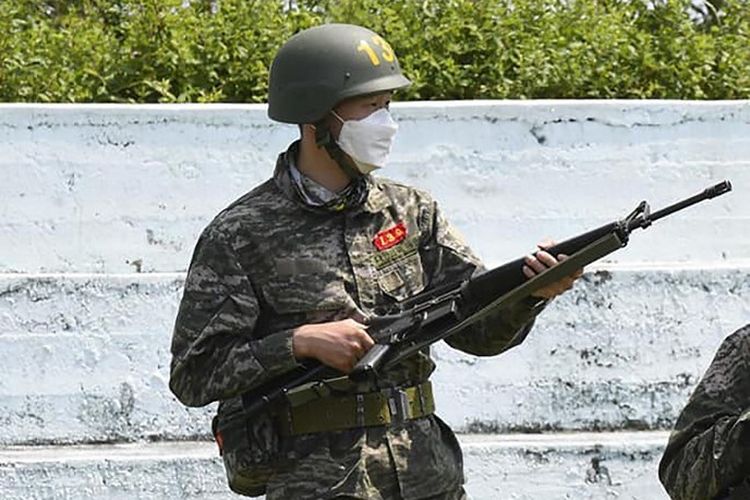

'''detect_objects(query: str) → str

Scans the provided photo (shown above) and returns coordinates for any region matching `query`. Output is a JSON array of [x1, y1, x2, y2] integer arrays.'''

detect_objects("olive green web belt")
[[280, 381, 435, 435]]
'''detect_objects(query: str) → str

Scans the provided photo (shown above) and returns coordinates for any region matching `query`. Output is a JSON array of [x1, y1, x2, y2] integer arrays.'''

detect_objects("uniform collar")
[[361, 177, 391, 213], [288, 152, 344, 207], [274, 142, 372, 213]]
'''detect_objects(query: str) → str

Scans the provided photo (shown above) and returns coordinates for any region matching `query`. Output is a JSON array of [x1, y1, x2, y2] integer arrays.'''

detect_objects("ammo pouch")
[[213, 410, 289, 498], [213, 380, 435, 497]]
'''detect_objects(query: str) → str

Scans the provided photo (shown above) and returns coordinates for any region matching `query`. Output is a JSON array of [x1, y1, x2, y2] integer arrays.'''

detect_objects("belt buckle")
[[387, 388, 410, 424]]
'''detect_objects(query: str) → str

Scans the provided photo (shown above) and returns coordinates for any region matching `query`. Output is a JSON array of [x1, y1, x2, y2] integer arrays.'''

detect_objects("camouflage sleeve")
[[420, 200, 546, 356], [169, 227, 300, 407], [658, 325, 750, 500]]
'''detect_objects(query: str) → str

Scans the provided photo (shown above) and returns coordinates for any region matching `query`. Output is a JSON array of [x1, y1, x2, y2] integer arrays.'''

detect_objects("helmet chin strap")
[[313, 120, 364, 180]]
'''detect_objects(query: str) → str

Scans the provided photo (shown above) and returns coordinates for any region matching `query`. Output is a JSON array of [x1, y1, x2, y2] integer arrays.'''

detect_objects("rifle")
[[239, 180, 732, 416]]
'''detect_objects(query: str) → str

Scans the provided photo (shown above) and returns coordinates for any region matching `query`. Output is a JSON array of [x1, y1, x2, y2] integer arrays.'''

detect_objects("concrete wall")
[[0, 432, 668, 500], [1, 101, 748, 498]]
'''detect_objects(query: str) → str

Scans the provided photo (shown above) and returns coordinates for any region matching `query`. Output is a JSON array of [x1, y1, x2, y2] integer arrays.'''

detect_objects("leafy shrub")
[[0, 0, 747, 102]]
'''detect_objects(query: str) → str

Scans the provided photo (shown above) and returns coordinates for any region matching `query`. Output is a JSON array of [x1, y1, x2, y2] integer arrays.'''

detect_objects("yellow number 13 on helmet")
[[357, 35, 395, 66]]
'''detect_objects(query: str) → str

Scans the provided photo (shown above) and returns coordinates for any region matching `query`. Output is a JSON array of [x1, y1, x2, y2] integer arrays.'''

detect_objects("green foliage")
[[0, 0, 748, 102]]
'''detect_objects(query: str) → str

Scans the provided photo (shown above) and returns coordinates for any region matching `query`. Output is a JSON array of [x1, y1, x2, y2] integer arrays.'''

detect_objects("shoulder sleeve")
[[169, 226, 300, 407], [658, 325, 750, 500], [419, 199, 545, 356]]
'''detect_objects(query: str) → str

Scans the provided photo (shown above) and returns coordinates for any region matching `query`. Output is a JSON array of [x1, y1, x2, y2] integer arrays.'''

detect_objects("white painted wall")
[[0, 432, 669, 500], [1, 101, 746, 274], [1, 101, 748, 498], [0, 268, 747, 445]]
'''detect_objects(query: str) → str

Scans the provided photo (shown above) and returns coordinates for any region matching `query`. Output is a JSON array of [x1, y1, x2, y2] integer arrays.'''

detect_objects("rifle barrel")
[[633, 180, 732, 228]]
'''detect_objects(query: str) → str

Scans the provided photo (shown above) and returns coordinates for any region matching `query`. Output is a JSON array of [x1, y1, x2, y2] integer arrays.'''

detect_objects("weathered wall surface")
[[1, 101, 747, 273], [1, 268, 748, 446], [0, 432, 669, 500], [1, 101, 748, 498]]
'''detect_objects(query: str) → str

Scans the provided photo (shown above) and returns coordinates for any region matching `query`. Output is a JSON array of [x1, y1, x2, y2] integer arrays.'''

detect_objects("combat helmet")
[[268, 23, 411, 124]]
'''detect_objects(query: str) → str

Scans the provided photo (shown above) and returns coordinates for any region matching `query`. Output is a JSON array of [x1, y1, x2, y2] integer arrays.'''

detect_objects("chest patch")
[[373, 222, 407, 251]]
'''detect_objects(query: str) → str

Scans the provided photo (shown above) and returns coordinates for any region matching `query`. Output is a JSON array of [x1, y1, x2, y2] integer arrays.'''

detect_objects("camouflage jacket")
[[169, 143, 546, 499], [659, 324, 750, 500]]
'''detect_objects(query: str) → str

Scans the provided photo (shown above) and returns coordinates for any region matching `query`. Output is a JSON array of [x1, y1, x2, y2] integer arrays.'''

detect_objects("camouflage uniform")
[[659, 324, 750, 500], [170, 142, 547, 499]]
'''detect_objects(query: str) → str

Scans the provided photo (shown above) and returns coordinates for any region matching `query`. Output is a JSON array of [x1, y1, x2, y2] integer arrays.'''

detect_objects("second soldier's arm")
[[658, 325, 750, 500]]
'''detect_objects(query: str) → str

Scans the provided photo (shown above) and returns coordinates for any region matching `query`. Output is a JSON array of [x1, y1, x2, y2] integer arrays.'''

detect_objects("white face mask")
[[332, 108, 399, 175]]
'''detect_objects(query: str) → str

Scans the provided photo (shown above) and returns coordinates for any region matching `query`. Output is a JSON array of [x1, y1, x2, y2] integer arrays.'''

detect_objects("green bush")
[[0, 0, 747, 102]]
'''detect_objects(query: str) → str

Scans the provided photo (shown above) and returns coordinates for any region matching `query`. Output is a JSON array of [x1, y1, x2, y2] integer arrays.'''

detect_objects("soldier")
[[659, 323, 750, 500], [169, 23, 582, 499]]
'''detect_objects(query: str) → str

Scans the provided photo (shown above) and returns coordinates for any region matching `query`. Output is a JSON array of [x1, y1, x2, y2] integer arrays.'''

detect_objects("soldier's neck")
[[296, 132, 352, 193]]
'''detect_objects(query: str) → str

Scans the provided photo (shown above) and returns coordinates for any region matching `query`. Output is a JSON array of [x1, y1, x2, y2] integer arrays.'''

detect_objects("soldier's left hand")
[[524, 240, 584, 299]]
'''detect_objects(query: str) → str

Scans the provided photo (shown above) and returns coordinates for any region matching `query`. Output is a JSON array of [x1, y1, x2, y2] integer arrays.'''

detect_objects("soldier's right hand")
[[292, 319, 375, 373]]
